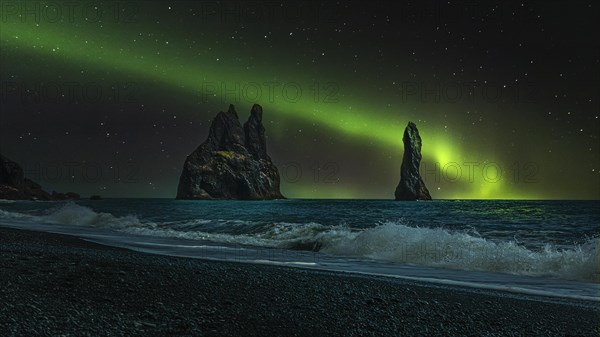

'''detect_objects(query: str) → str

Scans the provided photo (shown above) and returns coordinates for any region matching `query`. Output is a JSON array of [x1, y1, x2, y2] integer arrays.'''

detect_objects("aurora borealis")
[[0, 1, 598, 199]]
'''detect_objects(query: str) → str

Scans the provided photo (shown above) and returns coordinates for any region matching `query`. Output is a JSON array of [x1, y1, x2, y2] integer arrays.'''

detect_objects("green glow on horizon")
[[0, 20, 535, 200]]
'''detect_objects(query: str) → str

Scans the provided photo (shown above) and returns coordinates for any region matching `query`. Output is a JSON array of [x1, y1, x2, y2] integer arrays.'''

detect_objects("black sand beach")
[[1, 227, 598, 336]]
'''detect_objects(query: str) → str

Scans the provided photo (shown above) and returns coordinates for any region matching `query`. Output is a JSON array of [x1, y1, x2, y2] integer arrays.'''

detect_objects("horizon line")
[[27, 197, 599, 201]]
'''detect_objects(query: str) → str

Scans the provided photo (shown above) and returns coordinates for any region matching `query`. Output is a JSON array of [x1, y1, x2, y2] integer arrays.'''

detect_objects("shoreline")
[[1, 226, 598, 336]]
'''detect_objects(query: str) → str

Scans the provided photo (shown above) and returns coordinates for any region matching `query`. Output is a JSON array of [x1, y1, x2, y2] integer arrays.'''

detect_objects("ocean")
[[0, 199, 598, 301]]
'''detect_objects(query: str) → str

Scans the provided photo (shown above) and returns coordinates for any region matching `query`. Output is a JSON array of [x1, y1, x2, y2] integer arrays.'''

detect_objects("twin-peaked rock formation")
[[176, 104, 284, 200]]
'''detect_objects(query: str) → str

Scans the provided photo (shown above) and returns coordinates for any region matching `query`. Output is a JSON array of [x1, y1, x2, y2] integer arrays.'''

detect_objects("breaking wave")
[[1, 202, 598, 283]]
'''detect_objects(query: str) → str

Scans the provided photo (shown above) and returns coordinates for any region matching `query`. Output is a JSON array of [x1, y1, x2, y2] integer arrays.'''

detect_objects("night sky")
[[1, 1, 598, 199]]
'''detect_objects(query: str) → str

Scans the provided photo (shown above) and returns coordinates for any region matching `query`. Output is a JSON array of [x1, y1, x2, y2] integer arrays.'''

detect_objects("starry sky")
[[0, 1, 598, 199]]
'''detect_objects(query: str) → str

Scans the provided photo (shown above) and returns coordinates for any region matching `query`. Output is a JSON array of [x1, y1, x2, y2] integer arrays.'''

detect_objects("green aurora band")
[[0, 18, 538, 199]]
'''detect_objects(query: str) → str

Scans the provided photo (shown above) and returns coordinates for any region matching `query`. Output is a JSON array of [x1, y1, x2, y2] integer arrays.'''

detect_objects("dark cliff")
[[0, 154, 79, 200]]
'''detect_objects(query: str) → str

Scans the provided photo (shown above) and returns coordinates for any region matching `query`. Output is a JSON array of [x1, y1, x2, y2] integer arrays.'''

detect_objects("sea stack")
[[394, 122, 432, 201], [176, 104, 284, 200]]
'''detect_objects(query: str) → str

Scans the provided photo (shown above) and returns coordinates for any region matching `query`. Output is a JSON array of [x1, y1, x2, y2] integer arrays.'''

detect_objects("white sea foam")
[[43, 202, 146, 229], [319, 222, 599, 282], [0, 208, 31, 219], [123, 219, 600, 283], [1, 203, 597, 283]]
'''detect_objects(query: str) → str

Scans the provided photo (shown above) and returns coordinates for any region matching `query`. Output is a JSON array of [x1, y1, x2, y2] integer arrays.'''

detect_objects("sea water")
[[1, 199, 598, 301]]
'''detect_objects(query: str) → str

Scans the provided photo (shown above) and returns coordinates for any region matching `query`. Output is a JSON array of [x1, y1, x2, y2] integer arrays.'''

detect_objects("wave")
[[320, 222, 599, 283], [43, 202, 145, 228], [1, 202, 598, 283], [0, 202, 146, 229]]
